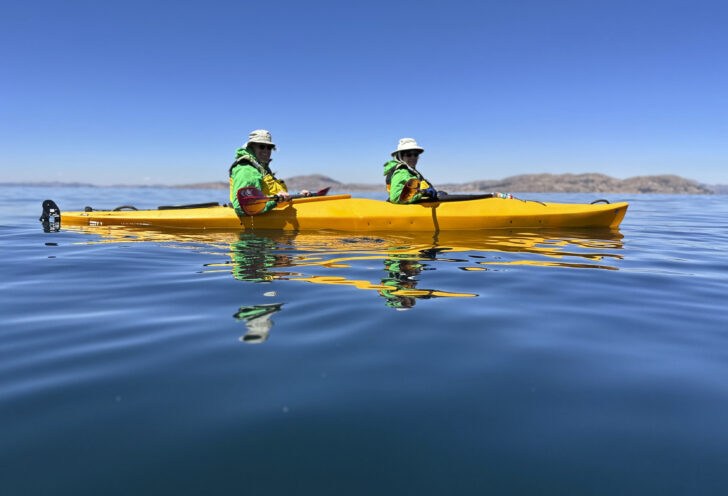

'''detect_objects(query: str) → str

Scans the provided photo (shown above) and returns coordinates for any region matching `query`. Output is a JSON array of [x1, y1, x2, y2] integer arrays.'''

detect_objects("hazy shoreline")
[[3, 173, 725, 194]]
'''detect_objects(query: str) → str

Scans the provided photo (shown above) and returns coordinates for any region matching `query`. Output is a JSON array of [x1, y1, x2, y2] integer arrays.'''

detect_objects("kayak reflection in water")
[[379, 248, 450, 309], [225, 232, 476, 314], [233, 303, 284, 344]]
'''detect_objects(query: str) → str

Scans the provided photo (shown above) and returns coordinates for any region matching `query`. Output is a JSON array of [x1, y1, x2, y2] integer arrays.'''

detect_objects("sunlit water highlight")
[[2, 187, 728, 495]]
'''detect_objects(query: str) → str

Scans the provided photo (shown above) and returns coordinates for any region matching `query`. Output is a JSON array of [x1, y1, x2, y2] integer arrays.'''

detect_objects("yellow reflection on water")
[[64, 225, 624, 310]]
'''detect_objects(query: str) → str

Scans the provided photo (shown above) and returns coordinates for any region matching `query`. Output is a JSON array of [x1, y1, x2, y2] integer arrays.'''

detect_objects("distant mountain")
[[170, 181, 228, 190], [0, 181, 167, 188], [168, 174, 382, 192], [284, 173, 715, 194], [0, 181, 99, 188], [3, 173, 721, 194], [439, 174, 714, 194], [282, 174, 381, 192], [705, 184, 728, 194]]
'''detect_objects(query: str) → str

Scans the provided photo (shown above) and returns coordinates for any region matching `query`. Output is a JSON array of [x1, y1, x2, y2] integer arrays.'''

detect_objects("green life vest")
[[385, 162, 432, 193]]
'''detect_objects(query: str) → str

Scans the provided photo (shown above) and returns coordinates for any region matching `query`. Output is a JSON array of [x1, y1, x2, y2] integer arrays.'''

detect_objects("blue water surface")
[[1, 187, 727, 495]]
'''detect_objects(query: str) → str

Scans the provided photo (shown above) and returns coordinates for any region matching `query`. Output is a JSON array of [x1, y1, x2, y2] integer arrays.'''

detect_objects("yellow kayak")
[[60, 194, 628, 231]]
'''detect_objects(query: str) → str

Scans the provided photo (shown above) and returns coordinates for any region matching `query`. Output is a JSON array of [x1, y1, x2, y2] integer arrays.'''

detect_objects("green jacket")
[[229, 147, 287, 215], [383, 160, 433, 204]]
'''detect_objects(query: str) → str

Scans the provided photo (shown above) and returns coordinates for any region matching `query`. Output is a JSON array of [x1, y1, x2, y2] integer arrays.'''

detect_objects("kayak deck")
[[61, 195, 628, 231]]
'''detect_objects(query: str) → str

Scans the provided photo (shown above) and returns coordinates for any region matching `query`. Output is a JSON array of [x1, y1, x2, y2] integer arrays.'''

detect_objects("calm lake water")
[[2, 186, 728, 495]]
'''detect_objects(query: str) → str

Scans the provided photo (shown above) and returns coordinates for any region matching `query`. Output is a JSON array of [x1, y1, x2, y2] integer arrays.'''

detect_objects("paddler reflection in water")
[[378, 248, 445, 309], [229, 233, 293, 343], [383, 138, 443, 204], [229, 129, 309, 215], [229, 233, 295, 282], [234, 303, 283, 344]]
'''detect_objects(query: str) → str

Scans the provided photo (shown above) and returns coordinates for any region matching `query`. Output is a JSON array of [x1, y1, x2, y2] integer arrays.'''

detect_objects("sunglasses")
[[255, 144, 274, 151], [402, 151, 420, 158]]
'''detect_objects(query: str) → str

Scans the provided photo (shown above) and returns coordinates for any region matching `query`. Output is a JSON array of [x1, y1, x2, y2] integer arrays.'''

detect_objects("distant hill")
[[3, 173, 720, 194], [170, 181, 227, 190], [0, 181, 99, 188], [0, 181, 167, 188], [281, 173, 715, 194], [707, 184, 728, 194], [168, 174, 382, 192], [439, 173, 713, 194], [281, 174, 381, 192]]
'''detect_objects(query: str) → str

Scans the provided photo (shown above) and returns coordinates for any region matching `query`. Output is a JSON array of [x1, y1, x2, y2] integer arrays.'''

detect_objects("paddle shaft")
[[271, 186, 330, 202], [400, 179, 512, 203], [273, 188, 329, 202], [423, 193, 496, 202], [237, 186, 330, 215]]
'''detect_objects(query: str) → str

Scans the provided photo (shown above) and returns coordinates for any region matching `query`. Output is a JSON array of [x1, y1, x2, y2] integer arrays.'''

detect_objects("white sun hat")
[[244, 129, 277, 150], [391, 137, 424, 156]]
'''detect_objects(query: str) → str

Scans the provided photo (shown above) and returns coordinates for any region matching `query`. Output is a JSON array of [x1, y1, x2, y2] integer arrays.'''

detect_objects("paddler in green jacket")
[[383, 138, 438, 204], [229, 129, 309, 215]]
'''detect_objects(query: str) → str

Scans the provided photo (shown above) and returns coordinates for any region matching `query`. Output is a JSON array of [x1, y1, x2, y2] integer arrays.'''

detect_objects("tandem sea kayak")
[[56, 194, 628, 231]]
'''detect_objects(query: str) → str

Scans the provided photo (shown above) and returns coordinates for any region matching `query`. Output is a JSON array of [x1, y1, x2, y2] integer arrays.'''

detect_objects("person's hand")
[[300, 190, 311, 197], [421, 188, 438, 199], [275, 191, 291, 202]]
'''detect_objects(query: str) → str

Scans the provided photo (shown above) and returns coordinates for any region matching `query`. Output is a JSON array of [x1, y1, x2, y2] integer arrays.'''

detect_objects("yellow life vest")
[[385, 163, 431, 193], [228, 174, 287, 203], [228, 152, 288, 204], [386, 178, 430, 194]]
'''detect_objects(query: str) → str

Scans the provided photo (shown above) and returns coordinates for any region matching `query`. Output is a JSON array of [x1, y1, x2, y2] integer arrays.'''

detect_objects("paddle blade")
[[398, 178, 421, 203], [314, 187, 330, 196], [237, 187, 269, 216]]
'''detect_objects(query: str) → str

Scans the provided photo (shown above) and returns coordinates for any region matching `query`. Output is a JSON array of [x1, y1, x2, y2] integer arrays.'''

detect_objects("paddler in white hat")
[[383, 138, 438, 204], [229, 129, 309, 215]]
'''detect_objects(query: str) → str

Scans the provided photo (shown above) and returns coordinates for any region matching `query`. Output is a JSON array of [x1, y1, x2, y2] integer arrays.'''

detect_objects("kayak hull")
[[61, 196, 628, 231]]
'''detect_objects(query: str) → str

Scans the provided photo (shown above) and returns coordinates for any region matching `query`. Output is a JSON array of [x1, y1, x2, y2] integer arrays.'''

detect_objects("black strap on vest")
[[229, 156, 286, 188], [229, 155, 266, 177]]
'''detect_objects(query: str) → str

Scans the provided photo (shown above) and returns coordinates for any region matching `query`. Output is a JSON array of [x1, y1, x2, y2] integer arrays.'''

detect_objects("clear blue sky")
[[2, 0, 727, 185]]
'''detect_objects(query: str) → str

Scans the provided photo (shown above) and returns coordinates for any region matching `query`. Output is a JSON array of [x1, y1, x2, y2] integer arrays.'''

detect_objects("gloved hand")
[[421, 188, 438, 200], [273, 191, 291, 202]]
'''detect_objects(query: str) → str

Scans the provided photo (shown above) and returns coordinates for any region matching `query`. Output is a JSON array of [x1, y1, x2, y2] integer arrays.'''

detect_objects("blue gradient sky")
[[2, 0, 727, 185]]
